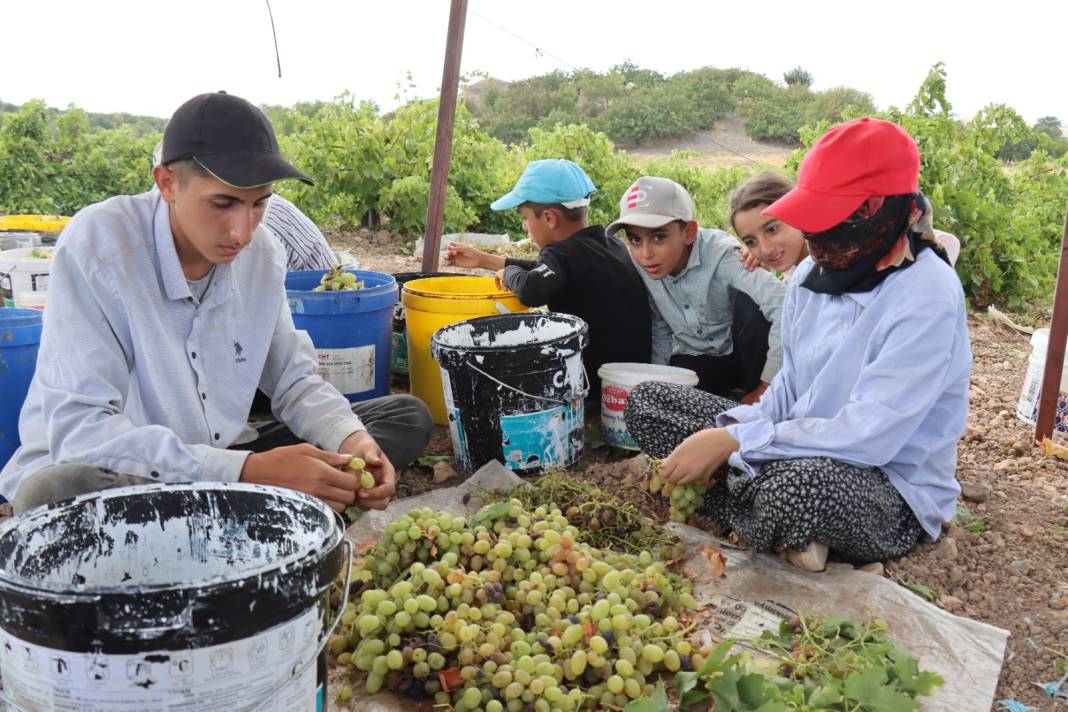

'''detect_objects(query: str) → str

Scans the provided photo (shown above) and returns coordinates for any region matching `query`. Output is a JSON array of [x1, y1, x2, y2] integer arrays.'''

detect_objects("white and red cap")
[[606, 177, 694, 236]]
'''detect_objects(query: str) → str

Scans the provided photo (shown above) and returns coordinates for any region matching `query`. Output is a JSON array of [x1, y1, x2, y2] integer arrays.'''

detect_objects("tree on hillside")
[[1035, 116, 1063, 139], [783, 66, 813, 88], [806, 87, 877, 125]]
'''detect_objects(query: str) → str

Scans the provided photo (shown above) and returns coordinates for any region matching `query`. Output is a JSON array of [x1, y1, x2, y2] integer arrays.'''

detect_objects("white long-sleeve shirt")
[[0, 191, 363, 498]]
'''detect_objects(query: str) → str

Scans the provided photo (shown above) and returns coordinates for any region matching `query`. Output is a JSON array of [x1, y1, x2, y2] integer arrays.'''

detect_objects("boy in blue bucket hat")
[[446, 159, 651, 408]]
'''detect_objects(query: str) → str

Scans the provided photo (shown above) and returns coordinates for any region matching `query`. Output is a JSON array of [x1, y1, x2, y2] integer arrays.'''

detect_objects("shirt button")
[[201, 392, 207, 400], [841, 323, 849, 331], [214, 433, 221, 441], [684, 304, 690, 310], [191, 352, 197, 359], [696, 328, 703, 334], [150, 470, 160, 478]]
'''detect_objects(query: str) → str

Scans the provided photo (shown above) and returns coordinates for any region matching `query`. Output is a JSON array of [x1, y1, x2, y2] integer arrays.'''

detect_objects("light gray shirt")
[[636, 227, 786, 383], [0, 191, 364, 498]]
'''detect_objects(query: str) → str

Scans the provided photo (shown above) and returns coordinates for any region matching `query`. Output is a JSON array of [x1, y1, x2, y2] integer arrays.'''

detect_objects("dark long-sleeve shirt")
[[502, 226, 652, 401]]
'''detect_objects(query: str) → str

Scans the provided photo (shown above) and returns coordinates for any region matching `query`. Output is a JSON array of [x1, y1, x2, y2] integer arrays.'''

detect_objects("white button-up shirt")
[[0, 191, 363, 498]]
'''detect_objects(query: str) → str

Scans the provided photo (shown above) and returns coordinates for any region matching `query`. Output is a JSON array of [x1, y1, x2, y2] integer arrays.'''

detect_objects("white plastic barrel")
[[597, 362, 699, 449], [1016, 328, 1068, 432]]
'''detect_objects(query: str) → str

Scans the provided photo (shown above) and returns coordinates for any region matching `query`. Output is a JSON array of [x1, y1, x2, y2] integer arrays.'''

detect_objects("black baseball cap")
[[161, 91, 313, 188]]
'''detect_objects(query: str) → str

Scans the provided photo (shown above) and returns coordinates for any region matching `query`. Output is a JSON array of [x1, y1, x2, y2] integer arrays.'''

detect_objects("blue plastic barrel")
[[285, 270, 398, 402], [0, 308, 43, 470]]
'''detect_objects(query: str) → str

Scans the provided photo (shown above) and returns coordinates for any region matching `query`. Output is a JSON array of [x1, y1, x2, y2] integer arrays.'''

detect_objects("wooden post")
[[421, 0, 469, 273], [1034, 202, 1068, 444]]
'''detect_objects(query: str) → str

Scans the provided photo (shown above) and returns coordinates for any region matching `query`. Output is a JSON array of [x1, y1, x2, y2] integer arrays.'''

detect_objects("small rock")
[[859, 562, 884, 576], [934, 538, 959, 561], [1011, 559, 1032, 575], [357, 228, 370, 238], [994, 459, 1015, 471], [1049, 594, 1066, 611], [940, 595, 965, 612], [373, 230, 393, 246], [621, 453, 649, 483], [949, 566, 965, 585], [432, 461, 458, 484], [1019, 526, 1035, 539], [960, 481, 991, 503]]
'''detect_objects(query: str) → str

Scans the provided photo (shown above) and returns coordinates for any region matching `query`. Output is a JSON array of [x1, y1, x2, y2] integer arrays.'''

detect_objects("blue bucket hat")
[[491, 159, 596, 211]]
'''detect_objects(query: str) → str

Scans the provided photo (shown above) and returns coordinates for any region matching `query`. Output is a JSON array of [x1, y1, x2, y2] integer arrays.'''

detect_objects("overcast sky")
[[2, 0, 1063, 127]]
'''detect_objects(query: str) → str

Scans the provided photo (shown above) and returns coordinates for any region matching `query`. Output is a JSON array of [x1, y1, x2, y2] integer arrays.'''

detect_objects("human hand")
[[444, 242, 488, 269], [660, 428, 740, 486], [494, 269, 506, 290], [239, 443, 359, 512], [739, 381, 769, 405], [738, 246, 764, 273], [338, 430, 396, 511]]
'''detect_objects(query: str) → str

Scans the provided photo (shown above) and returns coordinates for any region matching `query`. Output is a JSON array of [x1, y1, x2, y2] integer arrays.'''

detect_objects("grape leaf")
[[623, 680, 669, 712], [844, 668, 919, 712], [470, 499, 511, 525], [416, 454, 453, 468], [887, 647, 945, 696]]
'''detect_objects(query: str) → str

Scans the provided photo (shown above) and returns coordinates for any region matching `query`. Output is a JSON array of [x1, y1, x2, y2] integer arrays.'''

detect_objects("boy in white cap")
[[446, 159, 651, 404], [607, 177, 786, 403]]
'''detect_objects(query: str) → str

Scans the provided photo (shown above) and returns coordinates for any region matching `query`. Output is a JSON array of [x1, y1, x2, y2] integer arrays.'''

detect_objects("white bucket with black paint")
[[0, 483, 351, 712], [432, 313, 589, 475]]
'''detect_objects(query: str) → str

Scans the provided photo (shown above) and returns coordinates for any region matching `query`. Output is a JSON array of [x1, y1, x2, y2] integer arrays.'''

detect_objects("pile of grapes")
[[313, 264, 363, 292], [642, 458, 703, 524], [331, 499, 704, 710]]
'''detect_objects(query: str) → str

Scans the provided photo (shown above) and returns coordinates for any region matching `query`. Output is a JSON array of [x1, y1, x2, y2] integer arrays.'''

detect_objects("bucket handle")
[[464, 359, 589, 405], [247, 536, 355, 712]]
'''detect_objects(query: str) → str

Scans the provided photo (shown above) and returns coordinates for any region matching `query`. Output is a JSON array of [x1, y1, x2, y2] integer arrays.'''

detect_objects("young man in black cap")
[[1, 92, 433, 514]]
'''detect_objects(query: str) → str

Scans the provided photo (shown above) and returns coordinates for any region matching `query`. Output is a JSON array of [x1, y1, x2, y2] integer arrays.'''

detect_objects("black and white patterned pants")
[[624, 382, 924, 563]]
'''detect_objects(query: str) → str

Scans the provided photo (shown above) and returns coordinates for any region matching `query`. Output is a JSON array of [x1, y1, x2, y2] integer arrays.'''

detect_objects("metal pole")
[[421, 0, 469, 273], [1034, 201, 1068, 444]]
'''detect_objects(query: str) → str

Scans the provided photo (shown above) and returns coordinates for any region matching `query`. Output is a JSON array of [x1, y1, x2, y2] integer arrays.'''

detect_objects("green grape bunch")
[[643, 457, 703, 524], [345, 456, 376, 490], [329, 500, 704, 711], [313, 264, 364, 292]]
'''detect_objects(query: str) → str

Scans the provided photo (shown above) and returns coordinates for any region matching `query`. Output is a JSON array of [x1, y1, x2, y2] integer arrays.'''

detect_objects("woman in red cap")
[[625, 117, 971, 571]]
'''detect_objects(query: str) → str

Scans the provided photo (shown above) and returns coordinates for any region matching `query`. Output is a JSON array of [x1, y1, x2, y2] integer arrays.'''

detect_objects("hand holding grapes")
[[660, 427, 740, 486], [239, 443, 360, 512], [339, 430, 396, 511]]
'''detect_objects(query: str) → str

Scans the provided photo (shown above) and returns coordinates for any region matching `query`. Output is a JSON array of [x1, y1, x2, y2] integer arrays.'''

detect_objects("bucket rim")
[[0, 307, 44, 327], [403, 276, 515, 300], [597, 361, 700, 387], [0, 482, 343, 600], [432, 312, 588, 355], [285, 268, 397, 293]]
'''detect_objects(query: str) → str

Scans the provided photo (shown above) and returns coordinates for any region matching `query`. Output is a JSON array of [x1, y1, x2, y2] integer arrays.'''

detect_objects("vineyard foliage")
[[1, 64, 1065, 307]]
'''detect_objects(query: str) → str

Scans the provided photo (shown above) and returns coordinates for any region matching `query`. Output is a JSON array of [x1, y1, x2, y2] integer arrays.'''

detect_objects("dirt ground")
[[343, 234, 1068, 709], [622, 113, 795, 169]]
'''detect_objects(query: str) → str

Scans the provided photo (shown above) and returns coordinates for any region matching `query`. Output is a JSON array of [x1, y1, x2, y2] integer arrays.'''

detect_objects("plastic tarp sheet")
[[339, 462, 1008, 711]]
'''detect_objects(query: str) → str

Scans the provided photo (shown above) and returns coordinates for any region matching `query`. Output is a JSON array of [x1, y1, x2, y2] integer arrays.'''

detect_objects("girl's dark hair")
[[728, 172, 795, 232]]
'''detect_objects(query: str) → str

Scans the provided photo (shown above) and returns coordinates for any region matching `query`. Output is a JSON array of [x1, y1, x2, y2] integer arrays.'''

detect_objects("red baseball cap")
[[763, 117, 920, 233]]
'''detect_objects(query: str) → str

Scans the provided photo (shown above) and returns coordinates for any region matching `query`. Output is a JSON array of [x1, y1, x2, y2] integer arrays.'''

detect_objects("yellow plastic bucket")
[[403, 277, 527, 425]]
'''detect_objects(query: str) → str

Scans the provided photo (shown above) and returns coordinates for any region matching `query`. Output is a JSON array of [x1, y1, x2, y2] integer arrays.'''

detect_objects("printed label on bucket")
[[1017, 372, 1068, 433], [500, 404, 580, 472], [316, 345, 374, 395], [0, 606, 321, 712], [601, 384, 638, 449], [391, 331, 409, 375]]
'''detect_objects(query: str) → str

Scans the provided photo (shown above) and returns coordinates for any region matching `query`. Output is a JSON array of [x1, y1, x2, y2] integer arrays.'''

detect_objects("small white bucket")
[[1016, 328, 1068, 432], [13, 291, 47, 311], [597, 362, 699, 449], [0, 247, 53, 308]]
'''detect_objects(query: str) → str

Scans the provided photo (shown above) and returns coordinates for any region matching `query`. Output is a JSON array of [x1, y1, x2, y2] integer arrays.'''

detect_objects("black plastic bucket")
[[391, 272, 463, 377], [0, 483, 350, 712], [431, 313, 589, 475]]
